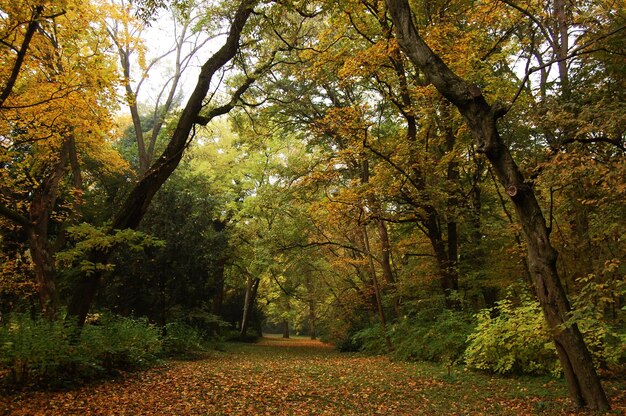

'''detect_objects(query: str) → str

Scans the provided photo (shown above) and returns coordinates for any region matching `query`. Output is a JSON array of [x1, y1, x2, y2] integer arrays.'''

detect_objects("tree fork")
[[384, 0, 609, 409]]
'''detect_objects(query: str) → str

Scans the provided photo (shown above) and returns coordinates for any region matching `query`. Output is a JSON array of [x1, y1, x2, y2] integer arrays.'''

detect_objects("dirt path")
[[1, 336, 624, 415]]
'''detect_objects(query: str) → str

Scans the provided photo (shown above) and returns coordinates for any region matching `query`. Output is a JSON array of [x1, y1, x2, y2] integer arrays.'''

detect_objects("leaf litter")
[[1, 336, 624, 415]]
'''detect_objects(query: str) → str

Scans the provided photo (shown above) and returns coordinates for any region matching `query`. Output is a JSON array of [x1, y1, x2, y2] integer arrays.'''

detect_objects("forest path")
[[2, 335, 625, 415]]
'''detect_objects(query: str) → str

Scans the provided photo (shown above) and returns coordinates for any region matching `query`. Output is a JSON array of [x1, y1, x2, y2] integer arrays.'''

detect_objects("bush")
[[390, 309, 474, 364], [464, 297, 560, 376], [465, 289, 626, 376], [163, 322, 205, 356], [0, 313, 161, 386], [0, 314, 73, 384], [350, 309, 474, 364], [80, 314, 162, 370], [351, 324, 388, 355]]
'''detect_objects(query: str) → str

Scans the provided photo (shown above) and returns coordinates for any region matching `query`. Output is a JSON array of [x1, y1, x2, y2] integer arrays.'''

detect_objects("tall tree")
[[0, 0, 124, 319], [66, 0, 262, 327], [384, 0, 610, 409]]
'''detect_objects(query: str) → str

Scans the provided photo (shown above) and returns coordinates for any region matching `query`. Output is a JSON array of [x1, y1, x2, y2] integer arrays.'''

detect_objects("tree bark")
[[384, 0, 609, 409], [240, 275, 260, 338], [27, 226, 59, 320], [27, 140, 71, 319], [362, 225, 392, 351], [424, 206, 459, 307], [377, 218, 395, 286], [66, 0, 258, 328]]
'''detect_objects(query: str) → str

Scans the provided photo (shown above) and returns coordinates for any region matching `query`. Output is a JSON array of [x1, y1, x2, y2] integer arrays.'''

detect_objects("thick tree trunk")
[[26, 140, 71, 320], [385, 0, 609, 409], [27, 227, 58, 320], [65, 0, 258, 327], [377, 218, 395, 286]]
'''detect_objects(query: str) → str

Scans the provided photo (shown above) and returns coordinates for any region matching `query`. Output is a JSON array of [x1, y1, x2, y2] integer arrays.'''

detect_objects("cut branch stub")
[[506, 184, 518, 197]]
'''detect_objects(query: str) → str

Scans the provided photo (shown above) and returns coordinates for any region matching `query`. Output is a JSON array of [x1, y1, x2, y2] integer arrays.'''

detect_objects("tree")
[[65, 0, 263, 327], [0, 0, 125, 319], [384, 0, 611, 409]]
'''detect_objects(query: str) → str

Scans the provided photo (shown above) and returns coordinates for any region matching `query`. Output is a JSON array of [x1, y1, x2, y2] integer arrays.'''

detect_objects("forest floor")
[[1, 335, 625, 415]]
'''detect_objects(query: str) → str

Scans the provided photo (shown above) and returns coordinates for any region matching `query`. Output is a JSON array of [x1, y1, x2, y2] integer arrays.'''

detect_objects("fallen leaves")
[[1, 336, 624, 415]]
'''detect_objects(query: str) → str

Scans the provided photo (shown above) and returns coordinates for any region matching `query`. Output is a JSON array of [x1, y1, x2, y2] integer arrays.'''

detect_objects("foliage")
[[162, 321, 207, 357], [0, 0, 624, 410], [464, 296, 560, 376], [0, 313, 73, 385], [390, 310, 474, 364], [97, 168, 229, 327], [79, 314, 162, 371], [569, 268, 626, 372], [350, 310, 474, 365], [0, 313, 161, 386], [56, 223, 165, 275], [350, 324, 388, 355], [465, 283, 626, 376]]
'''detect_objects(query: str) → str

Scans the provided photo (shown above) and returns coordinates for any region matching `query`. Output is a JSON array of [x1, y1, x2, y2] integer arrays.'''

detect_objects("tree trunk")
[[377, 218, 395, 286], [240, 275, 260, 338], [282, 320, 289, 338], [26, 226, 58, 320], [0, 6, 43, 108], [385, 0, 609, 409], [424, 207, 459, 307], [362, 225, 392, 351], [360, 154, 392, 350], [26, 140, 71, 320], [309, 299, 317, 340]]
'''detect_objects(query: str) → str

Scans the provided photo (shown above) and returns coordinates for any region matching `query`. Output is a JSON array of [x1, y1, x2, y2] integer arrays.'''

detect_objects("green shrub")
[[390, 309, 474, 364], [350, 310, 473, 364], [163, 322, 205, 356], [465, 286, 626, 376], [464, 297, 560, 375], [80, 314, 162, 370], [0, 314, 73, 384], [0, 313, 161, 386], [351, 324, 388, 355]]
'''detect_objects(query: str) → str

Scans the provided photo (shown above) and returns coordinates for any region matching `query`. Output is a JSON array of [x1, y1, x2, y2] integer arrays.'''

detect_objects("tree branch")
[[0, 201, 29, 227], [0, 6, 45, 108]]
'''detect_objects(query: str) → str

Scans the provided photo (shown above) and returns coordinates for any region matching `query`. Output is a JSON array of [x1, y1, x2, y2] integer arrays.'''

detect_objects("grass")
[[1, 337, 624, 415]]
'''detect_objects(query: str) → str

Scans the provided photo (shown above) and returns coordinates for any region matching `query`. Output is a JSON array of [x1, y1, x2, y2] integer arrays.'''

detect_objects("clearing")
[[1, 336, 624, 415]]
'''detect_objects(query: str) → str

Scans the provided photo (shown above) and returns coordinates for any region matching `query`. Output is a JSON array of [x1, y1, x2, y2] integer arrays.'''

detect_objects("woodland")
[[0, 0, 624, 413]]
